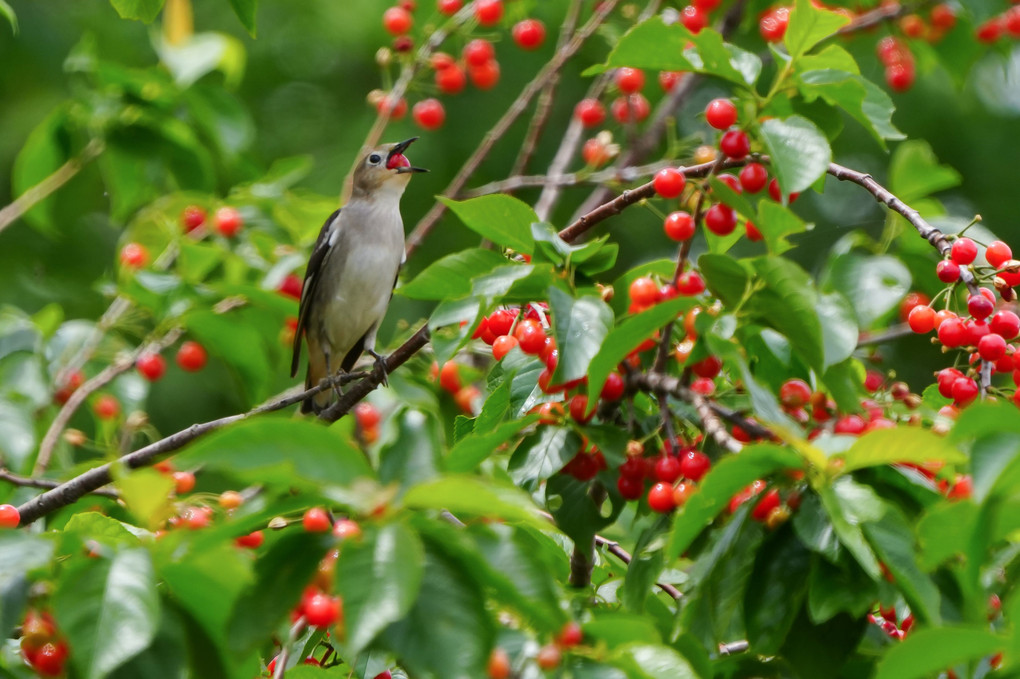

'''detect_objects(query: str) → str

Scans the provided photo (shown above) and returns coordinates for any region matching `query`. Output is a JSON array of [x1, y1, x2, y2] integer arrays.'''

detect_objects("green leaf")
[[173, 417, 372, 491], [399, 248, 507, 301], [0, 0, 17, 35], [54, 549, 160, 679], [509, 426, 581, 485], [698, 254, 749, 307], [797, 70, 904, 147], [817, 478, 883, 580], [808, 555, 878, 622], [863, 507, 941, 624], [381, 540, 493, 679], [112, 468, 176, 531], [61, 513, 141, 552], [11, 108, 69, 234], [755, 200, 807, 254], [917, 501, 978, 570], [336, 522, 424, 656], [784, 0, 851, 58], [760, 116, 831, 197], [446, 416, 537, 472], [403, 475, 551, 531], [612, 643, 700, 679], [0, 533, 54, 638], [749, 256, 824, 371], [584, 613, 662, 648], [585, 296, 690, 405], [780, 610, 867, 678], [840, 427, 966, 474], [227, 531, 333, 654], [0, 400, 38, 474], [816, 292, 858, 370], [183, 309, 271, 403], [439, 195, 538, 254], [888, 140, 961, 203], [547, 475, 623, 550], [622, 523, 668, 614], [548, 286, 614, 386], [795, 44, 859, 74], [109, 0, 165, 22], [668, 444, 804, 560], [227, 0, 257, 35], [824, 254, 911, 328], [874, 627, 1005, 679], [379, 408, 442, 491], [744, 525, 811, 654]]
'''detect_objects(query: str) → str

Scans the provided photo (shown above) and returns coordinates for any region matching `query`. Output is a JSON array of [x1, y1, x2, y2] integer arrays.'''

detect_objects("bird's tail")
[[301, 338, 333, 414]]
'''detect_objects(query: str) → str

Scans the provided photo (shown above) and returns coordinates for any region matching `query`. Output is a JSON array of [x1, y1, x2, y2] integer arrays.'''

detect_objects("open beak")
[[388, 137, 429, 174]]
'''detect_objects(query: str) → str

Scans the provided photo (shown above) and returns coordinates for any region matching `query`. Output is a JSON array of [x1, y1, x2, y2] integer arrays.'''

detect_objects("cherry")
[[629, 277, 661, 306], [610, 94, 650, 123], [834, 414, 866, 435], [236, 530, 264, 548], [664, 211, 695, 241], [936, 368, 964, 398], [54, 370, 85, 404], [93, 394, 120, 420], [716, 174, 742, 194], [760, 7, 790, 42], [704, 203, 737, 235], [935, 259, 960, 283], [601, 372, 625, 401], [885, 62, 915, 92], [930, 4, 956, 30], [412, 98, 445, 130], [512, 19, 546, 49], [176, 341, 207, 371], [615, 67, 645, 94], [779, 378, 811, 409], [392, 35, 414, 53], [278, 273, 303, 300], [487, 647, 511, 679], [304, 592, 342, 627], [680, 449, 710, 481], [864, 370, 884, 391], [0, 504, 19, 528], [181, 205, 206, 233], [435, 65, 467, 94], [900, 14, 925, 38], [557, 621, 583, 648], [653, 167, 686, 198], [976, 18, 1003, 43], [574, 98, 606, 127], [463, 39, 495, 67], [474, 0, 503, 26], [430, 52, 455, 71], [514, 319, 547, 354], [986, 240, 1012, 268], [354, 402, 381, 429], [745, 221, 763, 241], [768, 177, 799, 203], [120, 243, 149, 269], [694, 0, 721, 9], [568, 395, 593, 424], [705, 98, 737, 130], [382, 6, 413, 35], [680, 4, 708, 33], [951, 237, 978, 265], [978, 334, 1007, 362], [658, 70, 684, 91], [439, 361, 462, 392], [719, 129, 750, 159], [468, 60, 500, 90], [491, 335, 518, 360], [617, 474, 644, 500], [333, 518, 362, 540], [951, 376, 978, 406], [373, 673, 393, 679], [692, 355, 721, 378], [676, 271, 705, 296], [181, 505, 212, 529], [739, 162, 768, 193], [751, 489, 781, 522], [136, 353, 166, 381], [654, 455, 682, 483], [907, 305, 936, 333], [673, 481, 695, 506], [582, 137, 612, 167], [437, 0, 462, 15], [303, 507, 332, 532], [172, 471, 195, 494], [31, 641, 68, 677], [990, 310, 1020, 339], [967, 293, 994, 320], [647, 482, 676, 513], [899, 291, 930, 321]]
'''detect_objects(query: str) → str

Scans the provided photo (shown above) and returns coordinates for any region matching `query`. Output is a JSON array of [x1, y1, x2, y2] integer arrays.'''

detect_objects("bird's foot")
[[367, 349, 389, 387]]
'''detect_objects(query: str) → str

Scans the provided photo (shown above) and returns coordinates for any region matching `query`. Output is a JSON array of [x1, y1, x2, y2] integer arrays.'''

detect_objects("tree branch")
[[0, 469, 118, 499], [595, 534, 683, 601]]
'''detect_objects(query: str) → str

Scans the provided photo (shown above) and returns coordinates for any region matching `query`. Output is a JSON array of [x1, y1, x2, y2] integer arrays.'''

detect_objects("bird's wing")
[[291, 208, 342, 378]]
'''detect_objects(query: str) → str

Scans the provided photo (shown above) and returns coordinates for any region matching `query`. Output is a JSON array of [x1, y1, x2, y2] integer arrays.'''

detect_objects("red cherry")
[[93, 394, 120, 420], [658, 70, 684, 91], [236, 530, 264, 548], [664, 211, 695, 241], [759, 7, 790, 42], [654, 455, 682, 483], [468, 60, 500, 90], [136, 353, 166, 381], [410, 98, 445, 130], [951, 376, 978, 406], [978, 334, 1007, 362], [120, 243, 149, 269], [834, 414, 867, 435], [615, 67, 645, 94], [705, 98, 737, 130], [610, 94, 650, 123], [935, 259, 960, 283], [437, 0, 462, 15], [333, 518, 362, 540], [719, 129, 750, 159], [751, 489, 781, 522], [354, 402, 381, 429], [536, 644, 561, 670], [439, 361, 462, 392], [653, 167, 686, 198], [382, 6, 413, 35], [0, 504, 19, 528], [491, 335, 518, 360], [214, 207, 243, 237], [172, 471, 196, 494], [569, 395, 593, 424], [739, 163, 768, 193], [704, 203, 737, 235], [514, 319, 548, 355], [647, 482, 676, 513], [865, 370, 884, 391], [680, 4, 708, 33], [967, 294, 994, 320], [629, 276, 662, 306], [745, 221, 763, 242], [31, 641, 68, 677], [304, 592, 341, 627], [716, 173, 742, 194], [181, 205, 206, 233], [885, 62, 915, 92], [930, 4, 956, 30], [617, 474, 644, 500], [907, 305, 936, 333], [435, 64, 467, 94], [692, 355, 721, 378], [376, 94, 408, 120], [676, 271, 705, 296], [768, 177, 799, 203], [557, 621, 583, 648], [474, 0, 503, 26], [694, 0, 721, 9], [278, 273, 303, 300], [680, 449, 711, 481], [976, 18, 1003, 43], [488, 648, 511, 679], [574, 98, 606, 127], [601, 372, 625, 401], [951, 237, 978, 265], [512, 18, 546, 49], [463, 38, 495, 67], [582, 137, 612, 167], [990, 311, 1020, 339], [986, 240, 1013, 268], [673, 481, 695, 506], [176, 341, 208, 372], [779, 378, 811, 408], [303, 507, 332, 532]]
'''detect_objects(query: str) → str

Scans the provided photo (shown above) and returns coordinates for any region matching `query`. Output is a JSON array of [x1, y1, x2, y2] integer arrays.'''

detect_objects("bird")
[[290, 137, 426, 414]]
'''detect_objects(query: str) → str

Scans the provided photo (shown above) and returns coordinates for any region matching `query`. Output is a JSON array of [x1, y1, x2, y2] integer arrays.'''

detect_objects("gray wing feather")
[[290, 208, 342, 378]]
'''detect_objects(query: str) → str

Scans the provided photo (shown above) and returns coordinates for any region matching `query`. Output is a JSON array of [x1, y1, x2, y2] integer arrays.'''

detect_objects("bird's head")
[[351, 137, 428, 198]]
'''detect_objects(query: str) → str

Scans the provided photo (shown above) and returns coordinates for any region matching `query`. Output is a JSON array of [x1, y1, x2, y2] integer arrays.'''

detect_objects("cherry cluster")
[[19, 609, 69, 677], [487, 620, 583, 677], [120, 204, 243, 270]]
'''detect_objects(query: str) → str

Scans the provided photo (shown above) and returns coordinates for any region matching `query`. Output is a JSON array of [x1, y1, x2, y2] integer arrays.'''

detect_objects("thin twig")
[[273, 616, 308, 679], [0, 139, 105, 235], [595, 534, 683, 601], [465, 161, 673, 197], [34, 327, 185, 475], [856, 323, 914, 347], [0, 469, 119, 499], [835, 1, 911, 35], [404, 0, 621, 258]]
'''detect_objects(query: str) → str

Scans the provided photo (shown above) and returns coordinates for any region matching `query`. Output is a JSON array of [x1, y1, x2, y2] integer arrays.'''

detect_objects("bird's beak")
[[389, 137, 429, 174]]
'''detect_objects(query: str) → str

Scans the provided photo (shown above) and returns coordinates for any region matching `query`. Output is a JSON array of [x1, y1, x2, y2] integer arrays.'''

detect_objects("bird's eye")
[[368, 154, 382, 165]]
